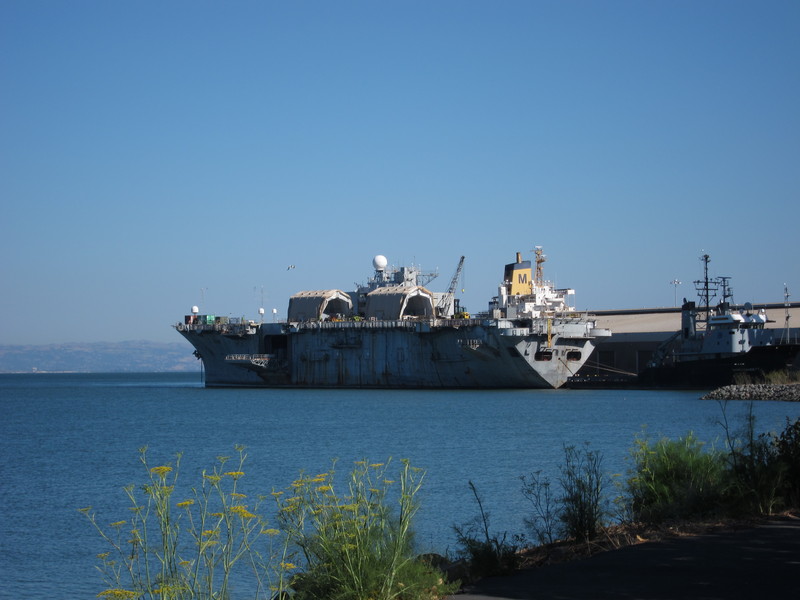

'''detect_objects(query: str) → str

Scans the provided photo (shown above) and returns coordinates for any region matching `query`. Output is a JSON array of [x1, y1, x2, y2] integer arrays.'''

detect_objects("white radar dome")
[[191, 305, 199, 314], [373, 255, 388, 271]]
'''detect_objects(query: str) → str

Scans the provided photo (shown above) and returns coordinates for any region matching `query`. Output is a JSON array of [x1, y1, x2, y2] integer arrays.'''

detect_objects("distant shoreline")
[[0, 341, 199, 374]]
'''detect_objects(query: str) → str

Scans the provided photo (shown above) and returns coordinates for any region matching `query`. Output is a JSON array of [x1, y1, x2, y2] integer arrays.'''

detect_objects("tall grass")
[[82, 453, 453, 600], [733, 369, 799, 385], [275, 459, 456, 600], [80, 446, 288, 600]]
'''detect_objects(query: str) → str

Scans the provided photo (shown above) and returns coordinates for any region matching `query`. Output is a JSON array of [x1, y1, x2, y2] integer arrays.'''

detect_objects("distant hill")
[[0, 341, 201, 373]]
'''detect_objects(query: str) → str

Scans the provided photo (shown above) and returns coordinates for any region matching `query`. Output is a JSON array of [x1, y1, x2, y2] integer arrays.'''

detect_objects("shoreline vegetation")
[[81, 380, 800, 600], [445, 391, 800, 589]]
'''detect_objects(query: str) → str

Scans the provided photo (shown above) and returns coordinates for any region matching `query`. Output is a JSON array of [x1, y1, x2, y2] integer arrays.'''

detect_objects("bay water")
[[2, 372, 799, 599]]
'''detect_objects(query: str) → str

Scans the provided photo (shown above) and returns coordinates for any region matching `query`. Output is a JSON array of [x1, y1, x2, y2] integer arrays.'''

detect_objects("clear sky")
[[2, 0, 798, 345]]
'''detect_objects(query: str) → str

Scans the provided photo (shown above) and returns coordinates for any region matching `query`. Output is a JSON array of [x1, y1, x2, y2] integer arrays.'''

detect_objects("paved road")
[[451, 516, 800, 600]]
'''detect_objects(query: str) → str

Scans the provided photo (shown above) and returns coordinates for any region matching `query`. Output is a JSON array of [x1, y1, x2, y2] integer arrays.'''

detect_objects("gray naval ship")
[[175, 248, 611, 388]]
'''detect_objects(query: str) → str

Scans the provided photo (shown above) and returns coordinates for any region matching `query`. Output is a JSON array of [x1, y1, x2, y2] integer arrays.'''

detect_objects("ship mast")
[[694, 253, 720, 329], [693, 252, 737, 330], [534, 246, 546, 287], [695, 253, 711, 328], [719, 276, 733, 305]]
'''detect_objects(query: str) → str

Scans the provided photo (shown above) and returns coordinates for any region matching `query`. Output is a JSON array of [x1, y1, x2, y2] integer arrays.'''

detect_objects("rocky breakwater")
[[702, 383, 800, 402]]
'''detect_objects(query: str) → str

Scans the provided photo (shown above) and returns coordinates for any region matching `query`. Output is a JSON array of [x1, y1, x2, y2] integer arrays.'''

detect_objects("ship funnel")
[[516, 252, 522, 263], [681, 301, 697, 339]]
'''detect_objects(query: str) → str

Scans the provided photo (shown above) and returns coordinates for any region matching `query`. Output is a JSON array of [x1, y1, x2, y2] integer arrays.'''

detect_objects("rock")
[[701, 383, 800, 402]]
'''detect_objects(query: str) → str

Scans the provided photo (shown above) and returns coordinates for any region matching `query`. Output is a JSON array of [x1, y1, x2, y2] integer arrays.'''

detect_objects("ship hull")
[[637, 344, 800, 389], [177, 319, 598, 389]]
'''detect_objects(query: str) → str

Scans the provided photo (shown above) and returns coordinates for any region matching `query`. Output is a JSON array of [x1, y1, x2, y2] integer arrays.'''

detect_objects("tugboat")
[[639, 254, 800, 388]]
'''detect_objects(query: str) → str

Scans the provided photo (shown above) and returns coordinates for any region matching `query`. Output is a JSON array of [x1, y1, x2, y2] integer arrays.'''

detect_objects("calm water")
[[2, 372, 799, 599]]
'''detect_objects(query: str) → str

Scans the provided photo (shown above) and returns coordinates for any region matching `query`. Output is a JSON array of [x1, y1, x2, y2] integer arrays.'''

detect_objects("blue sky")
[[2, 0, 798, 345]]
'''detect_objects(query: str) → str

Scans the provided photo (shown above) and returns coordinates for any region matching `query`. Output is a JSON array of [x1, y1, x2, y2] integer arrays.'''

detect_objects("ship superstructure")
[[175, 248, 610, 389]]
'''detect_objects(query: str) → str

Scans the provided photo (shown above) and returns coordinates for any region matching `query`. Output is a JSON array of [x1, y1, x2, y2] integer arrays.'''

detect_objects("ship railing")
[[176, 323, 256, 335], [225, 354, 273, 362], [294, 318, 489, 331], [296, 319, 417, 330], [434, 318, 486, 328]]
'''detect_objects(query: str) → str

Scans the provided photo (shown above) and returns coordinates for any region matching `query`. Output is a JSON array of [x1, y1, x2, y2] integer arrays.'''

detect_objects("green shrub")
[[628, 415, 800, 524], [773, 417, 800, 508], [276, 459, 456, 600], [626, 432, 727, 523], [724, 415, 782, 515], [724, 412, 800, 515], [718, 402, 792, 515]]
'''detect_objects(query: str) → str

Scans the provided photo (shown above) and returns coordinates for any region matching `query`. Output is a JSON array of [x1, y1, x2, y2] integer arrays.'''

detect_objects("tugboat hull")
[[638, 344, 800, 389]]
